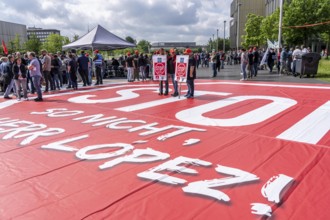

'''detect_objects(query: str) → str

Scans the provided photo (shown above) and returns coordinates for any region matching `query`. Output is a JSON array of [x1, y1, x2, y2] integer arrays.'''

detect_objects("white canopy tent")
[[62, 25, 135, 51]]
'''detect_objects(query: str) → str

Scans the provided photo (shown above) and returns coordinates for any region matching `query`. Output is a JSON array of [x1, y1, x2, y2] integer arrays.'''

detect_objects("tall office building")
[[0, 20, 27, 46], [229, 0, 265, 49], [27, 27, 60, 43]]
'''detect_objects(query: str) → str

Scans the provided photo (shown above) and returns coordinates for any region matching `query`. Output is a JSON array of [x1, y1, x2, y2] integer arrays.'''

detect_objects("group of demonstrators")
[[0, 49, 107, 101]]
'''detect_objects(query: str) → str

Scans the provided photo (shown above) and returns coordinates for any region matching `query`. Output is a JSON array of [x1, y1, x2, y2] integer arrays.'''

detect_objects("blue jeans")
[[170, 74, 178, 94], [4, 79, 16, 97], [241, 63, 247, 79], [32, 75, 42, 99], [53, 74, 61, 89]]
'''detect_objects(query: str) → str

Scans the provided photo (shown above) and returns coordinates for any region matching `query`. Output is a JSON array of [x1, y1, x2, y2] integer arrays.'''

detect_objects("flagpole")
[[278, 0, 284, 48]]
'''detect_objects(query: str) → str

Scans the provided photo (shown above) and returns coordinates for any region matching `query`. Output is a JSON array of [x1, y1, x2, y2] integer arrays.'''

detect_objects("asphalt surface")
[[195, 63, 329, 84]]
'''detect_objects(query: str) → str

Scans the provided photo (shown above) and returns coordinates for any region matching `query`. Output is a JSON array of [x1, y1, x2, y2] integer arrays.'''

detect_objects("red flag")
[[2, 40, 8, 55]]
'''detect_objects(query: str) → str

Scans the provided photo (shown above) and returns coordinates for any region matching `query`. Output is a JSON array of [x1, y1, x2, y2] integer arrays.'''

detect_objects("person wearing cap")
[[184, 48, 196, 99], [125, 52, 135, 82], [93, 49, 103, 85]]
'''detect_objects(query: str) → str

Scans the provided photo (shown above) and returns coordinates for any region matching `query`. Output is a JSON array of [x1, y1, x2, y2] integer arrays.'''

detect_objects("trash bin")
[[296, 53, 321, 78]]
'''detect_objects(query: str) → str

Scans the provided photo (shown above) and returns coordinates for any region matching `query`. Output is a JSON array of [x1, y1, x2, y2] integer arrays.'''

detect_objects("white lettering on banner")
[[0, 124, 47, 139], [76, 143, 134, 160], [137, 156, 212, 185], [73, 114, 123, 126], [277, 101, 330, 144], [251, 203, 272, 217], [31, 108, 84, 117], [128, 124, 206, 141], [182, 165, 259, 201], [68, 87, 158, 104], [116, 91, 231, 112], [14, 128, 65, 146], [99, 148, 170, 170], [41, 135, 89, 152], [106, 120, 147, 129], [176, 95, 297, 127], [261, 174, 294, 204], [0, 118, 64, 146]]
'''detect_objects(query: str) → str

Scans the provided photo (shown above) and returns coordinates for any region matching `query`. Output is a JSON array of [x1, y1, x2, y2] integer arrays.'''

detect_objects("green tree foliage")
[[8, 34, 22, 53], [137, 39, 151, 53], [125, 36, 136, 44], [72, 34, 79, 42], [261, 8, 279, 43], [283, 0, 327, 45], [242, 14, 265, 48], [42, 34, 67, 53], [25, 34, 42, 54]]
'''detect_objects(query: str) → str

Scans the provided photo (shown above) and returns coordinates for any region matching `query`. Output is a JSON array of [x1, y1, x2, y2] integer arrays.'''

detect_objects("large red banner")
[[0, 80, 329, 219]]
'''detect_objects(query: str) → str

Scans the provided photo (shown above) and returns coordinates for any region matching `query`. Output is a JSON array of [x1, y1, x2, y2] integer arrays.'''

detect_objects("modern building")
[[0, 20, 27, 47], [229, 0, 265, 49], [27, 27, 60, 43], [151, 42, 197, 51]]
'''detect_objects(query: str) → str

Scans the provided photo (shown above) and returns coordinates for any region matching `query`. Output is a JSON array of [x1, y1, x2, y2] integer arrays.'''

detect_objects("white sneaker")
[[24, 98, 29, 101]]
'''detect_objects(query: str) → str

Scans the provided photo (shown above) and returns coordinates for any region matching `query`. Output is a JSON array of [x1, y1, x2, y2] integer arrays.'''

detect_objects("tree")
[[261, 8, 279, 43], [242, 14, 265, 48], [8, 34, 22, 53], [25, 34, 42, 53], [43, 34, 66, 53], [125, 36, 136, 44], [72, 34, 79, 42], [137, 39, 151, 53], [283, 0, 322, 45]]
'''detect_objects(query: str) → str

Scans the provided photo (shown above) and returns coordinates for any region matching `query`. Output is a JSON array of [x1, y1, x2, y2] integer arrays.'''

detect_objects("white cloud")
[[0, 0, 232, 44]]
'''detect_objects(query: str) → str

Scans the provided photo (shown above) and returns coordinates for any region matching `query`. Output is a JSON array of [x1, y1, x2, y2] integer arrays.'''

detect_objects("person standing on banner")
[[93, 50, 103, 85], [184, 48, 196, 99], [169, 49, 178, 97], [28, 52, 43, 102], [126, 52, 135, 82], [13, 57, 28, 101], [3, 55, 16, 99], [158, 48, 169, 95], [133, 50, 140, 81]]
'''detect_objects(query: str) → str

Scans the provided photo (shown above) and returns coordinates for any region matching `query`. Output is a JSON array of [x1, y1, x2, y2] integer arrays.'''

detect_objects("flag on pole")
[[2, 40, 8, 55]]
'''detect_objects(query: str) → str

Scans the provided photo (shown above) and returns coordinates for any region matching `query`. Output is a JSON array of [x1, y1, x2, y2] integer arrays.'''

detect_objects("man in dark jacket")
[[185, 48, 196, 99], [77, 51, 90, 86], [3, 55, 16, 99]]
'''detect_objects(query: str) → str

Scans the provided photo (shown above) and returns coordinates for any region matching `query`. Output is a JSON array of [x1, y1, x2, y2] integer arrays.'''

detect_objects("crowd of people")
[[0, 44, 323, 102]]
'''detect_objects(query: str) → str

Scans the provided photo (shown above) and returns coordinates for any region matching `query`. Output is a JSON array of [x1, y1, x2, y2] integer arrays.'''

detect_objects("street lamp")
[[213, 34, 215, 51], [223, 20, 226, 51], [217, 29, 219, 51]]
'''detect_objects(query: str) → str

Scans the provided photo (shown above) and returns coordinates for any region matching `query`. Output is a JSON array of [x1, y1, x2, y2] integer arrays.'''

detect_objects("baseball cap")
[[184, 48, 192, 55]]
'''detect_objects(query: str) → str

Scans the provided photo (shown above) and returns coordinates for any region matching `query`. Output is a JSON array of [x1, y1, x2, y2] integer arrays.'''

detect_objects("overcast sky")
[[0, 0, 232, 45]]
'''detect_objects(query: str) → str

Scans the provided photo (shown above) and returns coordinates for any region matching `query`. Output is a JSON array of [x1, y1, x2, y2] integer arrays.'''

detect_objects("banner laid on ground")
[[0, 80, 329, 219], [152, 55, 167, 81], [175, 55, 189, 82]]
